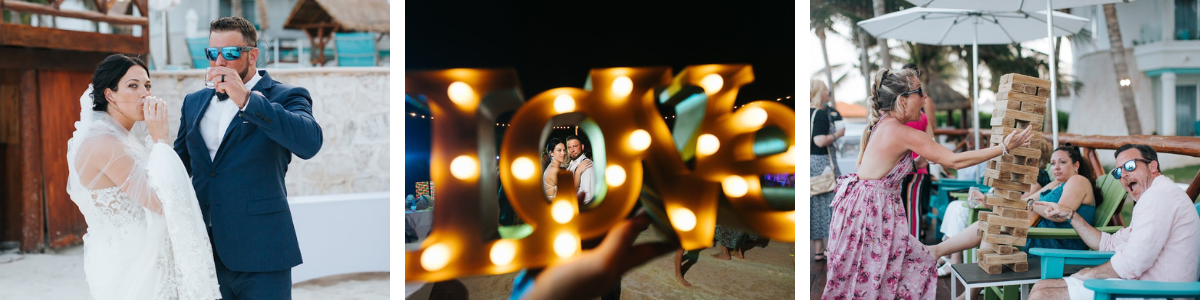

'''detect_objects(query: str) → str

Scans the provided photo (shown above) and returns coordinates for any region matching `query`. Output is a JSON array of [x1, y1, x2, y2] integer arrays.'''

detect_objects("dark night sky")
[[403, 1, 796, 195], [404, 0, 796, 104]]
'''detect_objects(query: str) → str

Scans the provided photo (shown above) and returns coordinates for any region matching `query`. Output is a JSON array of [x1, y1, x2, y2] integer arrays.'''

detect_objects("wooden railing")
[[933, 129, 1200, 226], [1052, 133, 1200, 201], [0, 0, 149, 54], [2, 0, 149, 27]]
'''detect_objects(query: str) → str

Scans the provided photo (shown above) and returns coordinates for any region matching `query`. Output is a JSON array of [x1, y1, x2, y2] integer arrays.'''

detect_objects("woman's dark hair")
[[1055, 143, 1103, 207], [543, 138, 565, 169], [91, 54, 148, 112]]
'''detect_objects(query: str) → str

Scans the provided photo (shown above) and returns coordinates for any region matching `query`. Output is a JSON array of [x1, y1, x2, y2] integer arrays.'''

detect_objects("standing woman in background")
[[810, 79, 844, 262]]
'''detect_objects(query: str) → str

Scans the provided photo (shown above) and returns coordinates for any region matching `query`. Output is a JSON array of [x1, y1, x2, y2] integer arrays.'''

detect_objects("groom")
[[174, 17, 323, 299]]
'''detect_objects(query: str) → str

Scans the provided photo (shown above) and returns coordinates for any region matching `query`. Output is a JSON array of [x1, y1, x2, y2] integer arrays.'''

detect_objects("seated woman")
[[929, 145, 1101, 289], [937, 140, 1056, 274]]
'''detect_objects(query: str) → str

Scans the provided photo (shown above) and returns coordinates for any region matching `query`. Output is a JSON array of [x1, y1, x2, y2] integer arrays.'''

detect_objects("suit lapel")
[[188, 88, 218, 166], [212, 70, 275, 166]]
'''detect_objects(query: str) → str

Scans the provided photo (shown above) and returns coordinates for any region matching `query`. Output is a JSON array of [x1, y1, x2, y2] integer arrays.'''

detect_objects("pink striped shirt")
[[905, 113, 929, 174], [1098, 175, 1200, 282]]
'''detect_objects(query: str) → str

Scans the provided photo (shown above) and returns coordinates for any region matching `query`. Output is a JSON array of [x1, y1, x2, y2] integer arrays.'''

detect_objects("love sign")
[[404, 65, 795, 282]]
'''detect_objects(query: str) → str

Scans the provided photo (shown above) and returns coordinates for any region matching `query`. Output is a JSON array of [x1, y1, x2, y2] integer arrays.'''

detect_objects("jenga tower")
[[977, 73, 1049, 274]]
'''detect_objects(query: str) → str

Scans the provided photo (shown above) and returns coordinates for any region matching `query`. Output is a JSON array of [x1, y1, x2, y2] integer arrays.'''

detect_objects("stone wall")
[[150, 67, 390, 196]]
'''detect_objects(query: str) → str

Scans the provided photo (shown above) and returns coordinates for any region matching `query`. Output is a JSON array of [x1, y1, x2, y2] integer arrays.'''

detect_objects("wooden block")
[[979, 259, 1004, 275], [987, 214, 1029, 228], [990, 188, 1024, 200], [987, 178, 1033, 194], [1007, 262, 1030, 272], [1001, 73, 1051, 88], [984, 168, 1038, 185], [979, 220, 1002, 234], [984, 233, 1028, 246], [997, 161, 1040, 176], [981, 252, 1028, 264], [994, 206, 1031, 220], [994, 99, 1048, 115], [996, 245, 1016, 255], [991, 126, 1047, 140], [995, 99, 1023, 111], [995, 90, 1049, 105], [994, 108, 1045, 123], [1021, 101, 1047, 115], [988, 116, 1046, 130], [986, 195, 1027, 209], [1036, 86, 1050, 97], [978, 211, 991, 223], [1007, 227, 1029, 238]]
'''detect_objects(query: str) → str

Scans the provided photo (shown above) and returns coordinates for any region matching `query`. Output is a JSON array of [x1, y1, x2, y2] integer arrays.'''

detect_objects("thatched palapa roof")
[[283, 0, 390, 34], [923, 74, 972, 111]]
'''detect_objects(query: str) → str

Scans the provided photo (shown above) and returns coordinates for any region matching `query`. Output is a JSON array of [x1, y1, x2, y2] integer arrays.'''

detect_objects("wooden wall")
[[39, 70, 92, 249]]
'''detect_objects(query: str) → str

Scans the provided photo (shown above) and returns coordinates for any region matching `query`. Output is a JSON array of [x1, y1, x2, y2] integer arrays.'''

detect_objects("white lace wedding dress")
[[65, 86, 221, 300]]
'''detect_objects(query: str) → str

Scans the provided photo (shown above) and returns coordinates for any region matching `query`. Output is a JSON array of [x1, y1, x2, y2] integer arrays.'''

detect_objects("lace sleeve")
[[74, 134, 221, 299], [75, 134, 164, 214]]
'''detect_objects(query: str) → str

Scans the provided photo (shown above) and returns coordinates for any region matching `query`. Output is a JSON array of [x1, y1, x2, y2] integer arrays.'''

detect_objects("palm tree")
[[813, 0, 841, 102], [1103, 4, 1142, 135], [873, 0, 892, 70]]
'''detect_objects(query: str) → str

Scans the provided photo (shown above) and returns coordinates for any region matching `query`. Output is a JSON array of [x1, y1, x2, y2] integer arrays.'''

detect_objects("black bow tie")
[[216, 92, 230, 101]]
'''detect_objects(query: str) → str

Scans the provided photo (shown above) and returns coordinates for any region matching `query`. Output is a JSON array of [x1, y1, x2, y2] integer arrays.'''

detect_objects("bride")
[[65, 54, 221, 299], [542, 138, 592, 202]]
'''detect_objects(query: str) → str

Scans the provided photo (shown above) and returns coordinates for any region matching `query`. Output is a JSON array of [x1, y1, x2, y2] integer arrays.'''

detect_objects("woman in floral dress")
[[823, 69, 1035, 299]]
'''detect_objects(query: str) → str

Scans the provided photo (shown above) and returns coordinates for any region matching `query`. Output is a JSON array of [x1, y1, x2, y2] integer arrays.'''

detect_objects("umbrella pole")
[[1049, 0, 1059, 147], [973, 36, 980, 151]]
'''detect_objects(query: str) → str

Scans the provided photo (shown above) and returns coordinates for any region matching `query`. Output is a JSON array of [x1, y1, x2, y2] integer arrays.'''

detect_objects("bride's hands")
[[143, 96, 169, 143]]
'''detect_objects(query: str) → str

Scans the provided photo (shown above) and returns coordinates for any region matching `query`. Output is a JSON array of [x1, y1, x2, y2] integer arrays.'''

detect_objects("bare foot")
[[675, 274, 692, 287], [733, 248, 744, 259], [711, 251, 731, 260]]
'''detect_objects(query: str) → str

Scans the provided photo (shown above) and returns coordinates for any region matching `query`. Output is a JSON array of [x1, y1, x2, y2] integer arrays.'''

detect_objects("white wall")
[[149, 67, 391, 196], [289, 192, 390, 284]]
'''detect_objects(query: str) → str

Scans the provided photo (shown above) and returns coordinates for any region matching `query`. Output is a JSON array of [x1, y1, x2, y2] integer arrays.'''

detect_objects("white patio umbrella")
[[909, 0, 1135, 147], [858, 8, 1088, 150]]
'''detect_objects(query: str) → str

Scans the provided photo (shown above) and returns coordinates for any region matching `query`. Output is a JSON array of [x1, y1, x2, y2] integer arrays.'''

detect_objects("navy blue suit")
[[174, 70, 322, 299]]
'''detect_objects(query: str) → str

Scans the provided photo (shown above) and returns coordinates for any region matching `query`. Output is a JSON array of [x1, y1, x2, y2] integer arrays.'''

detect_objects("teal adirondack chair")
[[333, 32, 377, 66], [186, 37, 210, 69], [963, 174, 1129, 300], [1030, 202, 1200, 299], [931, 178, 991, 240]]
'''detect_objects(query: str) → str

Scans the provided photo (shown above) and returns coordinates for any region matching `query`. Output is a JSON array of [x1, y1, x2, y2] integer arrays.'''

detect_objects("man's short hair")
[[1115, 144, 1160, 171], [565, 135, 583, 144], [210, 17, 257, 47], [902, 63, 918, 71]]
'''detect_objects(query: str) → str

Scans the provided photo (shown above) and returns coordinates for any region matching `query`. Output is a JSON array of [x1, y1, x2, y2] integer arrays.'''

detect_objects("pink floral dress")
[[823, 119, 937, 299]]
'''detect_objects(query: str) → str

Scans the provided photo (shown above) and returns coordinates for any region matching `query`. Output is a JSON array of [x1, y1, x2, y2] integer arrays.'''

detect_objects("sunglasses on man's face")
[[204, 46, 255, 61], [901, 87, 924, 98], [1111, 158, 1152, 179]]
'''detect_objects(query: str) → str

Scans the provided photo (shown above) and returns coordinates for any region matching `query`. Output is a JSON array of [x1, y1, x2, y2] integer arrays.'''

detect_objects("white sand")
[[0, 246, 388, 300]]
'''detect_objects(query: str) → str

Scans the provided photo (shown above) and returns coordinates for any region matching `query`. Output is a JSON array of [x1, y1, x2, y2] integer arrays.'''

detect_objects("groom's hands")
[[207, 66, 250, 109]]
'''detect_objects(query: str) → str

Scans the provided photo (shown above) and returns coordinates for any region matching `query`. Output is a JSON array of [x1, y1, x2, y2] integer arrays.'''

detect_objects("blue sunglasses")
[[204, 46, 255, 61], [1110, 159, 1152, 179]]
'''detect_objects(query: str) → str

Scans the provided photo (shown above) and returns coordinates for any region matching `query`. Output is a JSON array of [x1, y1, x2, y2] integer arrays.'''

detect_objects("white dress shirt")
[[567, 154, 595, 205], [200, 72, 262, 161]]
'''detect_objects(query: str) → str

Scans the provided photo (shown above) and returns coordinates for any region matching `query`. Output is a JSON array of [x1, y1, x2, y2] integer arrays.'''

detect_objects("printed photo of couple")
[[0, 0, 389, 299]]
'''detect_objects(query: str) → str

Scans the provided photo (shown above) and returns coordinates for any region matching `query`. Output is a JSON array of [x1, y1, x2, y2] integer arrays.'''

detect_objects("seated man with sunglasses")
[[1029, 144, 1200, 300], [174, 16, 323, 300]]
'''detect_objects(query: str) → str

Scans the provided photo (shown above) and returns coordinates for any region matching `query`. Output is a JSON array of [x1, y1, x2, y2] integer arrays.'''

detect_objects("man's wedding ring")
[[221, 75, 225, 82]]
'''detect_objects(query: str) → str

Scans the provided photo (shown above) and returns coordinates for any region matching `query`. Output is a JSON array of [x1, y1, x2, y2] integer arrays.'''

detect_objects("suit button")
[[209, 172, 216, 178]]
